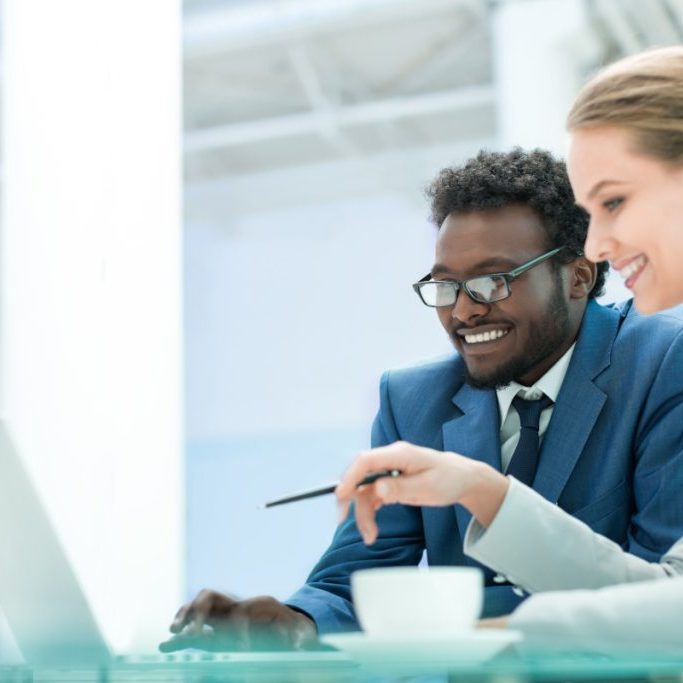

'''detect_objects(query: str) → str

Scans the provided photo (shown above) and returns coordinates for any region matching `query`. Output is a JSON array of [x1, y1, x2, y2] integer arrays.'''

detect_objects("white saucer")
[[321, 629, 521, 670]]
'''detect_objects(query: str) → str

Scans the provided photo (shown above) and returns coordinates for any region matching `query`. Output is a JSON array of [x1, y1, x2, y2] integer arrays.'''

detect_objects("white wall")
[[1, 0, 183, 652], [493, 0, 591, 155], [183, 143, 492, 598]]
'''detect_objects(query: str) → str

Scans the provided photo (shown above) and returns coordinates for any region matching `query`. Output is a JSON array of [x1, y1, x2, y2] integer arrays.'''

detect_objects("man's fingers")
[[171, 591, 237, 634], [159, 634, 183, 653], [164, 594, 312, 653], [159, 632, 208, 652], [170, 603, 192, 633], [228, 614, 251, 650]]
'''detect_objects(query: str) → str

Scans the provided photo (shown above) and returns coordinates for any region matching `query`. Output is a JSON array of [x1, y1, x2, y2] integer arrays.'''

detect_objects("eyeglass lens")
[[419, 275, 508, 306]]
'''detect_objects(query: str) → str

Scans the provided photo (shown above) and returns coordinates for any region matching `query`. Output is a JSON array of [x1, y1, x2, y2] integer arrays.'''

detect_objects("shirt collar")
[[495, 343, 576, 429]]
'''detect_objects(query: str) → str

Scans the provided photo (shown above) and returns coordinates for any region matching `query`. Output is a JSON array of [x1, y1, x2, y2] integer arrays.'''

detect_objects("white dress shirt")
[[496, 343, 575, 472]]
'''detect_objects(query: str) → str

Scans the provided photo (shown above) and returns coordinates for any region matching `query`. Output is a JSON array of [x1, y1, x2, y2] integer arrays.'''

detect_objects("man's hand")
[[335, 441, 510, 544], [159, 590, 317, 652]]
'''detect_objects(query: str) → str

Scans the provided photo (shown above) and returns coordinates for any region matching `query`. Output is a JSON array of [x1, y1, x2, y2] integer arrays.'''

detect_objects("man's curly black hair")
[[426, 148, 607, 299]]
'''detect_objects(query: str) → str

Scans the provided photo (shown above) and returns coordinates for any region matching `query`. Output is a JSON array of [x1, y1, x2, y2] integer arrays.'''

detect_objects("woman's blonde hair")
[[567, 46, 683, 164]]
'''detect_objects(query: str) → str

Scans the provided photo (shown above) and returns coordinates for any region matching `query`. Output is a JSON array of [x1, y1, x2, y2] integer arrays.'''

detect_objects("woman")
[[336, 45, 683, 653]]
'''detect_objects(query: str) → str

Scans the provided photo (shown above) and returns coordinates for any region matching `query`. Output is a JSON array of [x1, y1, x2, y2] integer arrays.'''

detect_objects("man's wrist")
[[287, 606, 318, 632], [458, 461, 510, 528]]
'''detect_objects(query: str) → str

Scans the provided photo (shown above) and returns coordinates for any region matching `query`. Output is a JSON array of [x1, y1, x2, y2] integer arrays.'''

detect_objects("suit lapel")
[[439, 301, 625, 534], [443, 384, 501, 537], [533, 301, 622, 502]]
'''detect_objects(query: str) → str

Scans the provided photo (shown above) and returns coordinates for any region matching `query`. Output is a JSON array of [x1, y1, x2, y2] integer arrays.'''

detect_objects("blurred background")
[[182, 0, 683, 604], [1, 0, 682, 653]]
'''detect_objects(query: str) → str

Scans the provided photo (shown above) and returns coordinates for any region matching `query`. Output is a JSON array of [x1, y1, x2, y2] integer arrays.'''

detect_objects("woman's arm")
[[508, 572, 683, 655], [464, 478, 679, 593]]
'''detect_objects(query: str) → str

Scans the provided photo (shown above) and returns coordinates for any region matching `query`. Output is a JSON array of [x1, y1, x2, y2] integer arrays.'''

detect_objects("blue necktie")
[[506, 394, 553, 487]]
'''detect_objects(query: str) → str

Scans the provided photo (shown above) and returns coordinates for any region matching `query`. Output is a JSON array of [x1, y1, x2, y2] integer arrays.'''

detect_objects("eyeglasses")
[[413, 247, 565, 307]]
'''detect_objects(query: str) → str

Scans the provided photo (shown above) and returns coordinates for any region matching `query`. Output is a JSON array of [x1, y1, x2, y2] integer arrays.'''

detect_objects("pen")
[[263, 469, 402, 508]]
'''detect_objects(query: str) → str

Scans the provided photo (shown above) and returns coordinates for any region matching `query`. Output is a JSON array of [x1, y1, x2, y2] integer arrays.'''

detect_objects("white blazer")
[[464, 477, 683, 652], [507, 573, 683, 653]]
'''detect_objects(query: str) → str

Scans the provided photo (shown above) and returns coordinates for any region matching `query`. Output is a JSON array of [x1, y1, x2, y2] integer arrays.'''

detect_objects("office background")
[[1, 0, 682, 651], [183, 0, 681, 601]]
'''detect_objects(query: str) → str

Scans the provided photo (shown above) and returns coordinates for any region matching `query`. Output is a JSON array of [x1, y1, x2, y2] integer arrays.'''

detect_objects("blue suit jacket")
[[287, 300, 683, 632]]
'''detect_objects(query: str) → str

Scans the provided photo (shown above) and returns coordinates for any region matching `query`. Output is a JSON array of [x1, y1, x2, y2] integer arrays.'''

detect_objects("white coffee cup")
[[351, 566, 483, 636]]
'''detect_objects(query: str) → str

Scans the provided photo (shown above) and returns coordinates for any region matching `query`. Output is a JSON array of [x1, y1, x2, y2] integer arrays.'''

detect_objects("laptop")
[[0, 422, 350, 670]]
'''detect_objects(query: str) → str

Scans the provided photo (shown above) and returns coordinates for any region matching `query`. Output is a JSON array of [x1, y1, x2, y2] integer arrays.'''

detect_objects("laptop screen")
[[0, 423, 111, 664]]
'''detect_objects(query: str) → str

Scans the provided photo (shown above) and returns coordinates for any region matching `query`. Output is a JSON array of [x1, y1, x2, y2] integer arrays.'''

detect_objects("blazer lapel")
[[443, 384, 501, 537], [533, 301, 622, 502]]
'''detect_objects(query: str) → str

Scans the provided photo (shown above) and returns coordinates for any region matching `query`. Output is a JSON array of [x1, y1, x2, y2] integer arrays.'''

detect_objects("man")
[[161, 149, 683, 652]]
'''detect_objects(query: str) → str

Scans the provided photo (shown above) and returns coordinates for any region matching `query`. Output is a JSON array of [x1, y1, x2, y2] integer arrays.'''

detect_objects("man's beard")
[[462, 278, 572, 390]]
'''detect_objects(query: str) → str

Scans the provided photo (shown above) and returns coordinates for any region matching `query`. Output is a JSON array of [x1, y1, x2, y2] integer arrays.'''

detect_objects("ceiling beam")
[[287, 43, 358, 155], [184, 0, 482, 59], [628, 0, 682, 43], [184, 83, 494, 153]]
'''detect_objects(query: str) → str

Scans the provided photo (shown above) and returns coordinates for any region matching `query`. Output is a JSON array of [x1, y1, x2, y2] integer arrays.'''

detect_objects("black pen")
[[263, 469, 402, 508]]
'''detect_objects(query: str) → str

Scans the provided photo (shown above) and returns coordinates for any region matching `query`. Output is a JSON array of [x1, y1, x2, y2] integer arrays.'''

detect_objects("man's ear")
[[569, 258, 597, 299]]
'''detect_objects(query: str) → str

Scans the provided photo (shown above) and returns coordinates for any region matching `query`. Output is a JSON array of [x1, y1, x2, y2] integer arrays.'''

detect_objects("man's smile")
[[454, 325, 513, 351]]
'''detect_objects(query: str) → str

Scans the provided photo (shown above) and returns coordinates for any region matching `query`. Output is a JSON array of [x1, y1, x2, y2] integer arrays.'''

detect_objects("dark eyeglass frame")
[[413, 246, 566, 307]]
